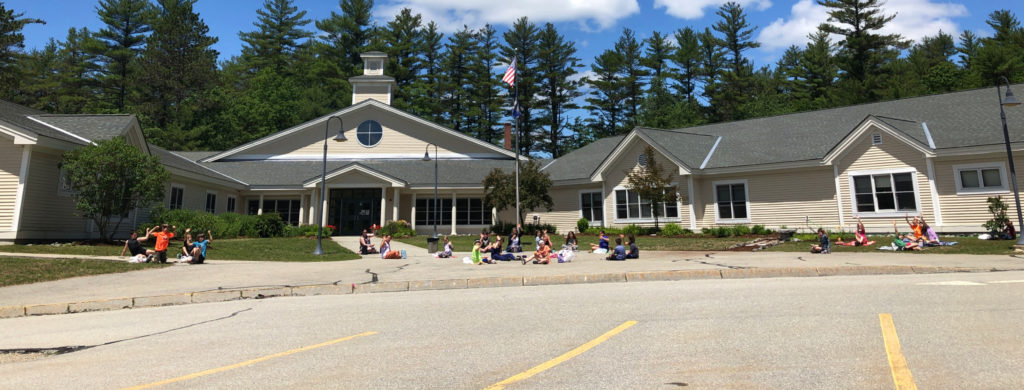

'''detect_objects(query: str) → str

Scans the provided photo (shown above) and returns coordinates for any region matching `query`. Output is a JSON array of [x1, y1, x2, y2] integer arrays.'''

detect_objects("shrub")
[[733, 225, 751, 236], [254, 213, 285, 238], [576, 218, 590, 233], [983, 196, 1009, 234], [284, 224, 334, 238], [661, 223, 685, 236], [521, 223, 558, 235], [489, 221, 516, 235], [751, 224, 771, 235], [380, 220, 416, 237], [150, 207, 218, 235], [214, 212, 260, 238]]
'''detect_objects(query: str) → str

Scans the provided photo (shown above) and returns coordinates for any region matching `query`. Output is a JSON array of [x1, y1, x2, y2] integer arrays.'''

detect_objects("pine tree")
[[585, 49, 627, 137], [697, 27, 724, 105], [708, 1, 759, 121], [16, 40, 60, 110], [440, 26, 475, 132], [643, 31, 673, 79], [467, 24, 503, 144], [136, 0, 219, 148], [91, 0, 153, 112], [0, 3, 44, 99], [817, 0, 909, 104], [615, 28, 647, 129], [56, 27, 101, 114], [973, 10, 1024, 85], [378, 8, 423, 111], [671, 27, 701, 102], [238, 0, 312, 75], [501, 17, 540, 156], [411, 21, 444, 122], [786, 29, 837, 109], [314, 0, 373, 77], [534, 22, 581, 158]]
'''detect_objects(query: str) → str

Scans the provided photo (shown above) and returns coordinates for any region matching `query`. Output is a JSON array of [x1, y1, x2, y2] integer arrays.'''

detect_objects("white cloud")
[[375, 0, 640, 33], [653, 0, 772, 19], [757, 0, 968, 51]]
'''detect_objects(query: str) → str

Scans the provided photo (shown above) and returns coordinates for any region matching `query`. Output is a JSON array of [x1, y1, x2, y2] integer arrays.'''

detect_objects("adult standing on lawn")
[[121, 226, 158, 262], [152, 224, 176, 263]]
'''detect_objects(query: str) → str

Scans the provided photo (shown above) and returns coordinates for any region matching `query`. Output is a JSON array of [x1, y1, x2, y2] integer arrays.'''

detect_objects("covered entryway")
[[329, 188, 381, 235]]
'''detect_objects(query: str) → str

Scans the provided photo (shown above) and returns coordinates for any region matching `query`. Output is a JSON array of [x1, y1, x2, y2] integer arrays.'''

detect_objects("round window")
[[638, 153, 648, 167], [357, 120, 383, 147]]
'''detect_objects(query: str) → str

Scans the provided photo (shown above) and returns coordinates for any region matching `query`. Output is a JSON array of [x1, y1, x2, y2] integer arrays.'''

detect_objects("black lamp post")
[[422, 143, 439, 239], [997, 77, 1023, 245], [314, 116, 348, 255]]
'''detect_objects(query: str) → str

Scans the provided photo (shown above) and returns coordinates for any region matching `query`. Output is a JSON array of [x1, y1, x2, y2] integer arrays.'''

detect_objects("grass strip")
[[0, 237, 361, 262], [0, 258, 169, 287]]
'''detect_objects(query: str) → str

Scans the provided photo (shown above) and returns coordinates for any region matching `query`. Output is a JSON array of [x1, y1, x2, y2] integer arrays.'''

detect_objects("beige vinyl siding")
[[525, 184, 602, 233], [0, 139, 20, 231], [836, 128, 935, 232], [353, 85, 390, 105], [600, 140, 685, 228], [165, 175, 241, 214], [692, 167, 837, 230], [19, 150, 91, 236], [932, 152, 1022, 231], [243, 108, 506, 159]]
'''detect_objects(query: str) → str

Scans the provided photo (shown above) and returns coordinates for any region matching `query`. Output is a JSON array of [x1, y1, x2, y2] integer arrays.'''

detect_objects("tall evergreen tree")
[[585, 49, 627, 137], [16, 39, 60, 110], [0, 3, 44, 99], [238, 0, 311, 75], [614, 28, 647, 129], [697, 27, 724, 105], [672, 27, 701, 102], [315, 0, 373, 76], [643, 31, 673, 79], [410, 21, 444, 122], [91, 0, 153, 112], [378, 8, 422, 111], [708, 1, 759, 121], [973, 10, 1024, 84], [534, 22, 581, 158], [440, 26, 475, 132], [501, 17, 540, 156], [136, 0, 219, 148], [467, 24, 504, 144], [817, 0, 909, 103], [56, 27, 100, 114]]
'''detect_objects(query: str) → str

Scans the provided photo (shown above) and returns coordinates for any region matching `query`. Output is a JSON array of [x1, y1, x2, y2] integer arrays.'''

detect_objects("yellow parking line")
[[484, 321, 637, 390], [879, 314, 918, 390], [121, 331, 378, 390]]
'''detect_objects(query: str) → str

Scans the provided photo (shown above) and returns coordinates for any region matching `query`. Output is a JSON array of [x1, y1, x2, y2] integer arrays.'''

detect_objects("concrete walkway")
[[2, 236, 1023, 319]]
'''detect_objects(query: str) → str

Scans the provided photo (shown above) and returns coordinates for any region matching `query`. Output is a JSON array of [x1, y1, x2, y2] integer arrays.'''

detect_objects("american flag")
[[502, 57, 516, 86]]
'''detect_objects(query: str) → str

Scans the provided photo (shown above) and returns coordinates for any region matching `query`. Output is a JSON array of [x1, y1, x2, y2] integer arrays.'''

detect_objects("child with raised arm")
[[121, 226, 158, 263], [186, 230, 212, 264]]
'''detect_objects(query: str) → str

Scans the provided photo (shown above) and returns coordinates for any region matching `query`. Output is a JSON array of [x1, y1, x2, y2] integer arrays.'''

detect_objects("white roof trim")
[[26, 116, 94, 145], [921, 122, 936, 149], [588, 130, 692, 182], [699, 136, 722, 169], [822, 116, 934, 165], [0, 123, 38, 144], [203, 99, 520, 162], [539, 159, 557, 171], [223, 152, 509, 161], [164, 150, 249, 186], [302, 163, 407, 188]]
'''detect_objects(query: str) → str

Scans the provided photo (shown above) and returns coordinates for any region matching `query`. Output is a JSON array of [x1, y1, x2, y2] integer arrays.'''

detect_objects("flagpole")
[[513, 50, 521, 228]]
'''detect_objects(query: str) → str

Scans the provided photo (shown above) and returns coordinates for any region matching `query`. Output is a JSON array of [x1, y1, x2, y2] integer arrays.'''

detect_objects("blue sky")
[[8, 0, 1021, 73]]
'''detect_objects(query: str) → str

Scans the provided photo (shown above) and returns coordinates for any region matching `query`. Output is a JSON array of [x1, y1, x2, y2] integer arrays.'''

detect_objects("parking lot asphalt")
[[1, 236, 1022, 319]]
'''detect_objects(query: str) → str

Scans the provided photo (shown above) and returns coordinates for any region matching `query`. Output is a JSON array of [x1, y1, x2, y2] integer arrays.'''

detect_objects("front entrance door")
[[328, 188, 381, 235]]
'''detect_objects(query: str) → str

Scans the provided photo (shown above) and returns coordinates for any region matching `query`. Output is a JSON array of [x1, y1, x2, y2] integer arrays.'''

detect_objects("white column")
[[298, 194, 307, 224], [601, 181, 608, 228], [258, 194, 264, 215], [393, 188, 400, 223], [492, 207, 497, 226], [450, 191, 457, 235], [12, 145, 32, 231], [411, 193, 417, 229], [687, 175, 696, 230], [379, 186, 387, 226], [308, 190, 316, 225], [321, 187, 329, 226], [833, 163, 845, 227], [926, 156, 943, 226]]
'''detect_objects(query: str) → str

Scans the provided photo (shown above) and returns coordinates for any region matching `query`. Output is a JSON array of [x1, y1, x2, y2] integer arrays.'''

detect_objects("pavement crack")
[[0, 308, 252, 357], [679, 258, 750, 269]]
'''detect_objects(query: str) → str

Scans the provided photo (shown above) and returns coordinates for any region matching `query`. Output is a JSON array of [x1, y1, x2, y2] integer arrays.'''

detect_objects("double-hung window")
[[227, 196, 236, 213], [713, 180, 749, 223], [954, 163, 1008, 194], [416, 198, 452, 225], [169, 186, 184, 210], [205, 192, 217, 213], [580, 192, 603, 223], [850, 170, 918, 214], [455, 198, 492, 225], [614, 189, 678, 221]]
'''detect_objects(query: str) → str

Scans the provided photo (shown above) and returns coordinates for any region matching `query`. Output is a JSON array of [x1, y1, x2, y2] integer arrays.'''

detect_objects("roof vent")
[[638, 153, 648, 167], [871, 133, 882, 145]]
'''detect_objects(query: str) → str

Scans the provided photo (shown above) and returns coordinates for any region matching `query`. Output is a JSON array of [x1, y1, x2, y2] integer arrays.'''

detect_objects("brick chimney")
[[504, 123, 512, 151]]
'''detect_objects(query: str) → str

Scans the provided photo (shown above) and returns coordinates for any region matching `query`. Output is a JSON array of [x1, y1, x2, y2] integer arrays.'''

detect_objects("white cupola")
[[349, 51, 396, 106]]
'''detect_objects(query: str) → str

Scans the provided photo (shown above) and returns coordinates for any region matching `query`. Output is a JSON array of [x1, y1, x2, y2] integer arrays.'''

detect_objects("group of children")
[[810, 214, 949, 253], [588, 230, 640, 260], [121, 224, 211, 264], [358, 229, 405, 259]]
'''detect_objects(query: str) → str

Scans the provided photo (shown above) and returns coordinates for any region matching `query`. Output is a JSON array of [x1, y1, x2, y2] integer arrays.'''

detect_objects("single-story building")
[[1, 51, 1021, 241]]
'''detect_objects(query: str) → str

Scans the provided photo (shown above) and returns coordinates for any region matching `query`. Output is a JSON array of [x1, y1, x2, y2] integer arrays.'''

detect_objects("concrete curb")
[[1, 265, 1019, 319]]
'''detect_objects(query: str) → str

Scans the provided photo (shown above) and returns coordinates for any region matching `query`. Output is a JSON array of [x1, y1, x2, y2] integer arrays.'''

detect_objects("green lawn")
[[399, 233, 1015, 255], [0, 258, 170, 287], [0, 237, 361, 262]]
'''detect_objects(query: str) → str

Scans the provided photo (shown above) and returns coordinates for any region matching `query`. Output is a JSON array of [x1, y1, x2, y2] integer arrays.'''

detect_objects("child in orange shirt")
[[152, 224, 176, 263]]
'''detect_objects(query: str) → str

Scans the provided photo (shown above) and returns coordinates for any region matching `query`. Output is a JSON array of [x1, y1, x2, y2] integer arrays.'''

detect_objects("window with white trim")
[[58, 167, 73, 196], [416, 198, 452, 225], [580, 192, 603, 223], [356, 120, 383, 147], [954, 163, 1008, 194], [261, 199, 301, 225], [169, 186, 184, 210], [205, 192, 217, 213], [227, 196, 236, 213], [614, 189, 678, 220], [714, 181, 749, 222], [456, 198, 492, 225], [851, 171, 918, 213]]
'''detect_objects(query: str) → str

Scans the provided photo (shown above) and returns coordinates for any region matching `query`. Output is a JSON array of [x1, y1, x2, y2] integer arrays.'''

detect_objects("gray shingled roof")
[[29, 114, 134, 141], [541, 136, 624, 181], [673, 85, 1024, 169], [150, 146, 246, 186], [0, 100, 85, 144], [199, 159, 516, 187], [636, 128, 720, 169]]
